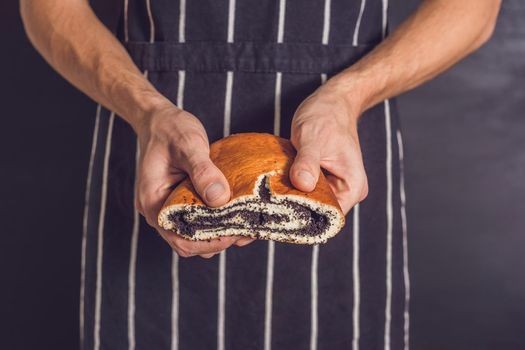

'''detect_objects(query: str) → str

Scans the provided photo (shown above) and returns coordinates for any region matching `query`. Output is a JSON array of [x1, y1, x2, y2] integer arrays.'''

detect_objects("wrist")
[[127, 94, 176, 135], [325, 68, 384, 119], [97, 65, 176, 134]]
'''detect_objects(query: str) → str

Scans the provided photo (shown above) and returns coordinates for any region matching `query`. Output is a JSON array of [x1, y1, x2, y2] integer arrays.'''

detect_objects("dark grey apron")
[[81, 0, 410, 349]]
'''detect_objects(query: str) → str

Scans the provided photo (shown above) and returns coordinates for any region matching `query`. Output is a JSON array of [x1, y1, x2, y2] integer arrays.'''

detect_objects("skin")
[[21, 0, 501, 258]]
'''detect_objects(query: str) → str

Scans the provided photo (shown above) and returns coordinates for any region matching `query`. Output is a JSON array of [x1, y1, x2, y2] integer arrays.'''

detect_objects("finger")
[[325, 171, 367, 215], [136, 146, 184, 220], [325, 174, 353, 214], [200, 253, 216, 259], [290, 143, 321, 192], [323, 154, 367, 215], [234, 237, 255, 247], [171, 235, 239, 257], [182, 152, 231, 207]]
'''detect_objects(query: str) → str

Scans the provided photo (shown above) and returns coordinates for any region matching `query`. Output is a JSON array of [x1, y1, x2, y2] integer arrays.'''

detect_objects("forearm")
[[20, 0, 171, 131], [328, 0, 501, 116]]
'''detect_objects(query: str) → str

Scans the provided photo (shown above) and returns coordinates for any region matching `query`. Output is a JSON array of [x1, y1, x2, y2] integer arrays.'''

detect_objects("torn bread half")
[[158, 133, 345, 244]]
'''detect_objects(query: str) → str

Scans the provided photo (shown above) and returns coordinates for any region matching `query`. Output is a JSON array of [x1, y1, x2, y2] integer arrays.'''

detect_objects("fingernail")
[[235, 238, 255, 247], [205, 182, 225, 202], [298, 170, 315, 187]]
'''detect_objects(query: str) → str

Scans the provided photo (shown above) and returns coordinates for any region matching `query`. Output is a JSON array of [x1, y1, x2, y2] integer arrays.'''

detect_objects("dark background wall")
[[392, 1, 525, 349], [1, 1, 524, 349]]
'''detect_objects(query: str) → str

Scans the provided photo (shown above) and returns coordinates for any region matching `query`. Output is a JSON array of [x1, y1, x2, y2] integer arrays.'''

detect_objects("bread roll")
[[158, 133, 345, 244]]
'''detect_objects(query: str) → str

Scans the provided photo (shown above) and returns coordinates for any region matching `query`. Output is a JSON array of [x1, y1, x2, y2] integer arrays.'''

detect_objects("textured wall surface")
[[393, 1, 525, 349], [0, 2, 94, 349], [1, 1, 524, 349]]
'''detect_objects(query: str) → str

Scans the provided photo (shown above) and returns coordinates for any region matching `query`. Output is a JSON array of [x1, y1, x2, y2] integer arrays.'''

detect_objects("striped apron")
[[81, 0, 410, 349]]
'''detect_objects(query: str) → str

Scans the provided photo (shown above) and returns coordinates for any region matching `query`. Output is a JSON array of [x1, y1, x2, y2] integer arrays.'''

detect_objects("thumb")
[[290, 143, 321, 192], [184, 152, 231, 207]]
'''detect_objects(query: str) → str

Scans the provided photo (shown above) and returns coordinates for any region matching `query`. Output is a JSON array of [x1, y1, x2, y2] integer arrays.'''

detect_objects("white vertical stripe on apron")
[[93, 112, 116, 350], [218, 70, 233, 350], [265, 83, 280, 347], [223, 72, 234, 136], [264, 240, 275, 350], [321, 0, 331, 45], [352, 203, 361, 350], [352, 0, 366, 46], [177, 71, 186, 110], [396, 130, 410, 350], [146, 0, 154, 43], [171, 255, 180, 350], [127, 139, 141, 350], [273, 73, 282, 137], [171, 254, 180, 350], [124, 0, 130, 42], [179, 0, 186, 43], [309, 73, 328, 350], [128, 2, 155, 347], [171, 70, 186, 350], [130, 7, 154, 348], [382, 2, 392, 348], [218, 2, 236, 348], [277, 0, 286, 44], [265, 4, 286, 348], [217, 249, 226, 350], [310, 242, 319, 350], [265, 57, 283, 350], [382, 0, 389, 39], [383, 99, 393, 350], [227, 0, 236, 44], [79, 104, 101, 348]]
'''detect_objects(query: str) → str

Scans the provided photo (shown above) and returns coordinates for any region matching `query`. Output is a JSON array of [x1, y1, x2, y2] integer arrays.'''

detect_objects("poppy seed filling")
[[166, 176, 329, 238]]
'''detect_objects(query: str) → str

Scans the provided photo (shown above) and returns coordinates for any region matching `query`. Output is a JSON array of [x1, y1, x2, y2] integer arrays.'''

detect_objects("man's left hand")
[[289, 81, 368, 215]]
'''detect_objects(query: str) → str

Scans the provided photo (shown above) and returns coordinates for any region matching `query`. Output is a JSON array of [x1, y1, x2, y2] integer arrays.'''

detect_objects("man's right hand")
[[20, 0, 255, 258], [134, 104, 253, 258]]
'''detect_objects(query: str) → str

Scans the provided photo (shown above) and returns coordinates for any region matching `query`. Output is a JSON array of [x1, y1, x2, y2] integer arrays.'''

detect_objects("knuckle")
[[134, 194, 147, 215], [293, 150, 320, 173], [360, 179, 369, 201], [298, 144, 320, 158], [172, 242, 192, 257], [135, 185, 151, 214], [175, 249, 191, 258], [134, 197, 143, 214], [144, 215, 156, 228], [188, 153, 215, 183], [176, 126, 208, 152], [175, 242, 195, 257], [178, 130, 205, 152], [360, 185, 369, 201], [190, 159, 212, 180]]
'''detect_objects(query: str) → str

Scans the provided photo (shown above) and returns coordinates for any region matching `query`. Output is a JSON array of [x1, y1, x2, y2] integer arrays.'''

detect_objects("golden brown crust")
[[158, 133, 344, 243], [161, 133, 342, 211]]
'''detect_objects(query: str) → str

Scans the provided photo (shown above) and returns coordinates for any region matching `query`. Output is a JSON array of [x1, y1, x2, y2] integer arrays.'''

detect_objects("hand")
[[134, 104, 253, 258], [289, 81, 368, 215]]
